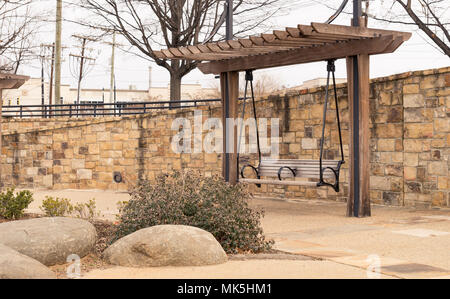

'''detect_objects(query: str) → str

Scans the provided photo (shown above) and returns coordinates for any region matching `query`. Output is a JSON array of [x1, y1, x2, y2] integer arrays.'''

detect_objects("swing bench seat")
[[240, 159, 344, 191]]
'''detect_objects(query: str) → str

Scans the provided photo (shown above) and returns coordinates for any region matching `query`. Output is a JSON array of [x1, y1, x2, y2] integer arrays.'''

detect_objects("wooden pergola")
[[156, 21, 410, 217]]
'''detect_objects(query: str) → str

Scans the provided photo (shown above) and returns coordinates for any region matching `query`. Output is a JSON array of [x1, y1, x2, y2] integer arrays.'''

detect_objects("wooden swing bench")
[[237, 62, 345, 192], [240, 159, 343, 190]]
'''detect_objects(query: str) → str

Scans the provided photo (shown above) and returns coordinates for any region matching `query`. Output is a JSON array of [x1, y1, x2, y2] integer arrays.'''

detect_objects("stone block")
[[370, 176, 390, 190], [68, 130, 81, 139], [77, 169, 92, 180], [97, 131, 110, 141], [437, 177, 448, 190], [434, 118, 449, 133], [85, 134, 96, 143], [43, 175, 53, 188], [377, 139, 396, 151], [428, 161, 447, 176], [403, 84, 419, 94], [301, 138, 317, 150], [404, 94, 424, 107], [404, 153, 418, 167], [88, 144, 100, 154], [375, 124, 402, 138], [385, 165, 402, 177], [53, 133, 65, 142], [404, 167, 417, 181], [71, 159, 85, 169], [383, 191, 401, 205], [26, 167, 38, 176], [404, 123, 433, 138]]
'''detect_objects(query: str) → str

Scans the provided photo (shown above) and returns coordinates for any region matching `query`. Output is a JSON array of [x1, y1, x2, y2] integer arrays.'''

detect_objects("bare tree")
[[78, 0, 294, 102], [0, 0, 41, 73], [321, 0, 449, 57], [372, 0, 449, 57]]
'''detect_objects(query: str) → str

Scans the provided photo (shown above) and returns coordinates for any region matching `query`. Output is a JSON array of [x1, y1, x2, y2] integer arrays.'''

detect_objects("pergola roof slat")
[[198, 35, 397, 73], [155, 22, 410, 74], [311, 23, 411, 41]]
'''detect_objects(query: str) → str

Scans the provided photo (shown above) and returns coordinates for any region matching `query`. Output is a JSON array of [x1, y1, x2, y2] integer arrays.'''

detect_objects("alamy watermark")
[[171, 110, 280, 156], [366, 254, 381, 279], [66, 254, 81, 279]]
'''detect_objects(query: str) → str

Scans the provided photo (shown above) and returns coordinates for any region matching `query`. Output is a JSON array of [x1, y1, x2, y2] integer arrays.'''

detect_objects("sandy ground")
[[255, 197, 450, 270], [24, 189, 450, 279], [82, 260, 394, 279]]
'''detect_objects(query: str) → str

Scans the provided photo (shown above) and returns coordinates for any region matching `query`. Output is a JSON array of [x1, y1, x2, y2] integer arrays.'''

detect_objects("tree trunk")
[[169, 74, 182, 108]]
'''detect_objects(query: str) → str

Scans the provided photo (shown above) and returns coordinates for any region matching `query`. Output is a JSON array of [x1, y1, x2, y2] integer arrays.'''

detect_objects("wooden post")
[[220, 71, 239, 184], [346, 16, 371, 217], [0, 88, 2, 187]]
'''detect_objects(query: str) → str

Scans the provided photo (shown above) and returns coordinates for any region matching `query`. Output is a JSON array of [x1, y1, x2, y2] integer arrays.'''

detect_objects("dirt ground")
[[22, 189, 450, 279]]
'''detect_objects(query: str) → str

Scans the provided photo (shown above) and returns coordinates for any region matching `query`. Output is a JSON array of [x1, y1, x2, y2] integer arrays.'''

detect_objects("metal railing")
[[1, 99, 221, 118]]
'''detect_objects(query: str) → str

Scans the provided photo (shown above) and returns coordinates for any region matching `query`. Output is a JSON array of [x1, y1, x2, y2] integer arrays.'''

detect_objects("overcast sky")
[[21, 1, 449, 92]]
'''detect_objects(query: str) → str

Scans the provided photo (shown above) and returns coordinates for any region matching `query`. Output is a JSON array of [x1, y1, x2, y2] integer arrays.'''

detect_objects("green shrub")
[[114, 171, 273, 254], [40, 197, 99, 220], [40, 196, 73, 217], [0, 188, 33, 220]]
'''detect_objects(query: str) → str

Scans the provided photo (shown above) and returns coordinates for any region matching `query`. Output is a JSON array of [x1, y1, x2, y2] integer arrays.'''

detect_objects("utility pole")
[[109, 32, 115, 104], [70, 35, 96, 105], [49, 44, 55, 107], [40, 57, 45, 117], [148, 66, 152, 95], [77, 37, 86, 105], [41, 43, 57, 116], [103, 32, 123, 107], [54, 0, 63, 105], [103, 32, 120, 104]]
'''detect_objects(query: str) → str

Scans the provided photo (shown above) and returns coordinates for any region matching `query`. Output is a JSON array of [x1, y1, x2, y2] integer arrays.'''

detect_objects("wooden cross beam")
[[197, 35, 398, 74]]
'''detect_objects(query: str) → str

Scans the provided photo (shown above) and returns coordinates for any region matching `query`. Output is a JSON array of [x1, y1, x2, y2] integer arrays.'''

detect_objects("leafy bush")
[[114, 171, 273, 254], [40, 196, 73, 217], [0, 188, 33, 220]]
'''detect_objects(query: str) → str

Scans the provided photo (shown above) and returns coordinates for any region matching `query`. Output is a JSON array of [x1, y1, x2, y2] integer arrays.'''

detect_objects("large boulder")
[[0, 217, 97, 266], [0, 244, 56, 279], [104, 225, 227, 267]]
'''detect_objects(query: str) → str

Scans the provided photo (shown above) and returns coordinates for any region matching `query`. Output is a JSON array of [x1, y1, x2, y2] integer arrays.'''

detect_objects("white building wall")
[[2, 78, 219, 106]]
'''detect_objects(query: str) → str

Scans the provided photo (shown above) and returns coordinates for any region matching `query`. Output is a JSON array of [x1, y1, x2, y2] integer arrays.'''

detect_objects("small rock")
[[0, 244, 56, 279], [104, 225, 227, 267], [0, 217, 97, 266]]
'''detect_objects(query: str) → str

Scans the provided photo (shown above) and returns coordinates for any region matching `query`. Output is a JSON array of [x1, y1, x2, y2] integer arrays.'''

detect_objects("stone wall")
[[1, 66, 448, 208]]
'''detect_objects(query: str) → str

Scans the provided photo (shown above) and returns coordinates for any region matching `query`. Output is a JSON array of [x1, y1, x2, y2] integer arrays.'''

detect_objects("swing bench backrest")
[[258, 159, 340, 180]]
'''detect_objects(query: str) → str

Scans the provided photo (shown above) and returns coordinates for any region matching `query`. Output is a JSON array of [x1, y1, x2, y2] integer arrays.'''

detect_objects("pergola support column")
[[346, 9, 371, 217], [220, 71, 239, 185], [346, 52, 371, 217]]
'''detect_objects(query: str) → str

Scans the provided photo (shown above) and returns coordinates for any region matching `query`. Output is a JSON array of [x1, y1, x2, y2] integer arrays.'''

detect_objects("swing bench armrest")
[[240, 164, 260, 180], [277, 166, 297, 181]]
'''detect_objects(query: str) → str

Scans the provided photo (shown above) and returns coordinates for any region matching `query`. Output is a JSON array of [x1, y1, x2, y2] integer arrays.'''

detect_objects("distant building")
[[2, 78, 219, 107], [288, 78, 347, 91]]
